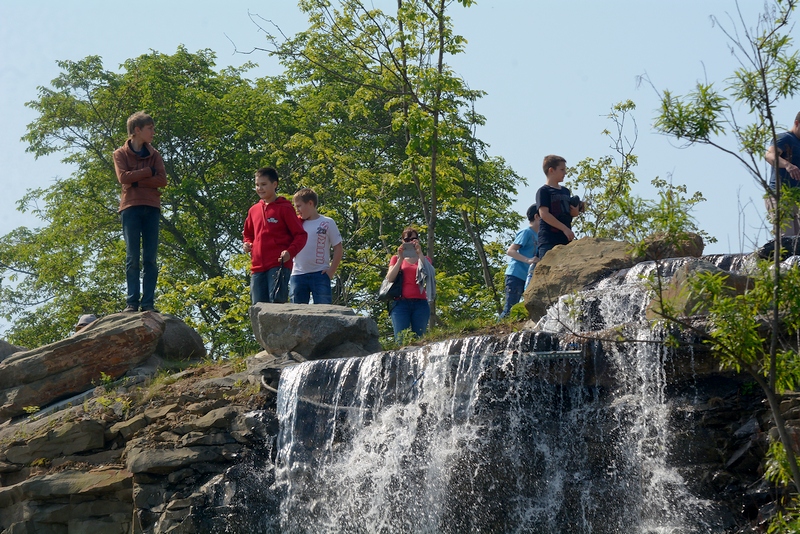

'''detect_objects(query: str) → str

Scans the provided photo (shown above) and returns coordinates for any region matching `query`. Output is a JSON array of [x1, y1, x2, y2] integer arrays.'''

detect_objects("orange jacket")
[[113, 140, 167, 212]]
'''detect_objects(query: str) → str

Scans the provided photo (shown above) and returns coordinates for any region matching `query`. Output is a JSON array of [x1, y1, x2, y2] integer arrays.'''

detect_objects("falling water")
[[274, 258, 732, 533]]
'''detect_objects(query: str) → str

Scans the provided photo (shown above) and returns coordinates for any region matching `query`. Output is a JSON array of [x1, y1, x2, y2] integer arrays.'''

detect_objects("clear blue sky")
[[1, 0, 795, 259]]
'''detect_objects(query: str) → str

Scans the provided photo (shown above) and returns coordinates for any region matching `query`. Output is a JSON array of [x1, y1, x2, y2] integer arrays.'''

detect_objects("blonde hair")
[[293, 187, 318, 207]]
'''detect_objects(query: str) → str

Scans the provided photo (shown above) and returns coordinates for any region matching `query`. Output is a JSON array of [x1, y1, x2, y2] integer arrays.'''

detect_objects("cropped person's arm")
[[113, 152, 152, 185], [506, 243, 536, 264], [136, 156, 167, 188], [766, 145, 800, 180], [386, 253, 402, 282], [325, 242, 343, 278]]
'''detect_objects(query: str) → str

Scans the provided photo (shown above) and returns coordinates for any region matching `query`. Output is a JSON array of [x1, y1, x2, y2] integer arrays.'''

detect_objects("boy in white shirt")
[[290, 188, 343, 304]]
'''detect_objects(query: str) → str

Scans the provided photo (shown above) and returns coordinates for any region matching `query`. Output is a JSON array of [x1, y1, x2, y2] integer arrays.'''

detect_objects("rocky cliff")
[[0, 243, 797, 533]]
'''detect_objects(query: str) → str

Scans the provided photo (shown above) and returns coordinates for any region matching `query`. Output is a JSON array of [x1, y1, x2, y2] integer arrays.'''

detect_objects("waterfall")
[[273, 258, 735, 533]]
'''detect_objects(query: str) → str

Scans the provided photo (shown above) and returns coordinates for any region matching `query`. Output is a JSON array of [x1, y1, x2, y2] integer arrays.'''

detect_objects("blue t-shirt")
[[536, 184, 573, 248], [504, 227, 538, 281], [769, 131, 800, 190]]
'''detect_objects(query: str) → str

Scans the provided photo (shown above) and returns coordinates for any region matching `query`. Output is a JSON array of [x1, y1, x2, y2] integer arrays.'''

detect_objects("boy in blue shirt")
[[500, 204, 540, 319]]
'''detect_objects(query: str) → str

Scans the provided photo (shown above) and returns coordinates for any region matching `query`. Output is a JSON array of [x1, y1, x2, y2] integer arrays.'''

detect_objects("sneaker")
[[123, 305, 138, 313], [141, 307, 160, 313]]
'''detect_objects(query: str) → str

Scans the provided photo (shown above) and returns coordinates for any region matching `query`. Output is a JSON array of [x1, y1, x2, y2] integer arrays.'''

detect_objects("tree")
[[250, 0, 523, 323], [651, 0, 800, 500], [1, 48, 295, 354], [566, 101, 712, 249]]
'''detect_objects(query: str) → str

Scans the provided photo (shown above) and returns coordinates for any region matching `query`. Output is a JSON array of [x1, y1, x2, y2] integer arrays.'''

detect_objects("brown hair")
[[401, 227, 420, 241], [795, 111, 800, 124], [293, 187, 318, 207], [542, 154, 566, 176], [126, 111, 154, 137], [255, 167, 279, 183]]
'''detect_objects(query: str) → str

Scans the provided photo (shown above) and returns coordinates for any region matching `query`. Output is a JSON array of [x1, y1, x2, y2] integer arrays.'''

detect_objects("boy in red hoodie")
[[243, 167, 307, 303]]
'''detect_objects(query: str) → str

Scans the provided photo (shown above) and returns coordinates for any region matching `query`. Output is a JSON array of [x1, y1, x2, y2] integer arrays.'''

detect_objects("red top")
[[243, 197, 308, 273], [389, 255, 431, 300]]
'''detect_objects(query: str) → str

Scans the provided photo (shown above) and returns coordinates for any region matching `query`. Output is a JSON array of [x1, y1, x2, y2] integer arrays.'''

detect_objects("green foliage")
[[506, 302, 529, 322], [651, 1, 800, 191], [2, 48, 295, 353], [272, 0, 522, 324], [2, 4, 524, 354], [566, 101, 713, 251], [98, 371, 115, 392], [688, 263, 800, 389], [650, 0, 800, 508], [30, 457, 50, 468]]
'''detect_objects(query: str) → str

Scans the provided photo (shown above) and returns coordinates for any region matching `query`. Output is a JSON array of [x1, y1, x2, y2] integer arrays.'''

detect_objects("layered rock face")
[[0, 249, 795, 533], [0, 305, 380, 534], [0, 312, 206, 423]]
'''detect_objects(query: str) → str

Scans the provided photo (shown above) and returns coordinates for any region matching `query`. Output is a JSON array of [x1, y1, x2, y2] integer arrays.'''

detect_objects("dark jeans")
[[500, 274, 525, 318], [121, 205, 160, 309], [390, 298, 430, 341], [538, 240, 565, 260], [251, 267, 291, 304], [290, 271, 332, 304]]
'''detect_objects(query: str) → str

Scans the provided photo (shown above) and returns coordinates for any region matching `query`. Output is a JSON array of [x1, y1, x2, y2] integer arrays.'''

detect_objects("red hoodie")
[[243, 196, 308, 273]]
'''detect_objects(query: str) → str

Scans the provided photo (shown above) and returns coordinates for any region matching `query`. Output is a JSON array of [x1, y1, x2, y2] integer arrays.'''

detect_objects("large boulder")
[[250, 303, 382, 360], [4, 420, 106, 464], [646, 258, 752, 320], [0, 312, 165, 422], [524, 238, 635, 323], [641, 231, 704, 260], [154, 313, 207, 361], [0, 340, 25, 362]]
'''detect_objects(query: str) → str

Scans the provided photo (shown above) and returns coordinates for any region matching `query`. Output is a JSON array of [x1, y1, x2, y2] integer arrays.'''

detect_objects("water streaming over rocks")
[[273, 258, 749, 533]]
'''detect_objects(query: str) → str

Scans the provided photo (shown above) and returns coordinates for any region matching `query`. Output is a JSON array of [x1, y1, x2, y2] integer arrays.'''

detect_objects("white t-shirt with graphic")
[[292, 215, 342, 275]]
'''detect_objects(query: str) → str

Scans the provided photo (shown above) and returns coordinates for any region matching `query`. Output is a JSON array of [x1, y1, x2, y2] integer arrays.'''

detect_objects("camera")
[[402, 242, 417, 258], [569, 195, 587, 213]]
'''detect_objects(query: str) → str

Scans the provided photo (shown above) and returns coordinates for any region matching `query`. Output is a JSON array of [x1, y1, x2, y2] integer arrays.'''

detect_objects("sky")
[[0, 0, 796, 263]]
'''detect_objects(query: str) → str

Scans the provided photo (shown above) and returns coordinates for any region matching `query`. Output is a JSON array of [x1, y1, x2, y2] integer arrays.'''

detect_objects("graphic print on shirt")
[[314, 222, 329, 265]]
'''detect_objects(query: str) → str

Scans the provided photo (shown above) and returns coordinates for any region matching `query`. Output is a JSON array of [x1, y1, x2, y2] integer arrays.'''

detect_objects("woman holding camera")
[[384, 227, 435, 342]]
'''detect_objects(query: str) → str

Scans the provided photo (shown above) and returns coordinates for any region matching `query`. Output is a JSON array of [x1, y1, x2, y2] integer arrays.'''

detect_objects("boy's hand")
[[279, 250, 291, 263], [564, 228, 575, 242], [243, 242, 252, 254], [528, 256, 539, 265]]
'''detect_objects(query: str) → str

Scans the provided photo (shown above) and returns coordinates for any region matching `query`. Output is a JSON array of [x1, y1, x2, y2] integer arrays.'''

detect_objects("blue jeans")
[[251, 267, 291, 304], [500, 275, 525, 319], [121, 205, 160, 310], [290, 271, 332, 304], [390, 298, 430, 341]]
